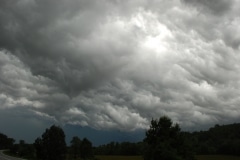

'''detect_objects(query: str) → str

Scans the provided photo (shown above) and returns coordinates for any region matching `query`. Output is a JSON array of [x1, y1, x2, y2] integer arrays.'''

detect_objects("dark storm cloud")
[[0, 0, 117, 95], [1, 0, 240, 132], [182, 0, 233, 15]]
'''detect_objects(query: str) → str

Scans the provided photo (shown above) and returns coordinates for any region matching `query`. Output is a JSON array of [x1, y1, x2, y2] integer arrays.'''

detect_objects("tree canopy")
[[0, 133, 14, 149], [70, 136, 81, 159], [34, 125, 67, 160], [81, 138, 93, 159], [144, 116, 195, 160], [190, 123, 240, 155], [3, 118, 240, 159]]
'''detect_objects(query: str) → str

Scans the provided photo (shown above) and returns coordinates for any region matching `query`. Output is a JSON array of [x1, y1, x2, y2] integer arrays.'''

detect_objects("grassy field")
[[195, 155, 240, 160], [96, 155, 240, 160], [3, 152, 240, 160], [96, 155, 143, 160]]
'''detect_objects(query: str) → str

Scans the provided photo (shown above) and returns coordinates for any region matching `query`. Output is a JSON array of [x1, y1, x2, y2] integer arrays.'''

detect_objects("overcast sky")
[[1, 0, 240, 145]]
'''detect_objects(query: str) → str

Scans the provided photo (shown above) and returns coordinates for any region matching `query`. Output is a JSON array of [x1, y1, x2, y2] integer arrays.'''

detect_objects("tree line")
[[1, 125, 94, 160], [1, 116, 240, 160], [94, 141, 144, 156], [95, 118, 240, 159], [188, 123, 240, 155], [0, 133, 15, 150], [95, 116, 195, 160]]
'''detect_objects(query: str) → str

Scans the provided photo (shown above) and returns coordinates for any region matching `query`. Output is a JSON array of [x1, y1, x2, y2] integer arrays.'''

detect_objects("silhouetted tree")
[[190, 123, 240, 155], [81, 138, 93, 159], [34, 125, 67, 160], [15, 140, 35, 158], [94, 141, 144, 156], [70, 136, 81, 159], [0, 133, 14, 149], [144, 116, 194, 160], [120, 142, 138, 155], [34, 137, 44, 159]]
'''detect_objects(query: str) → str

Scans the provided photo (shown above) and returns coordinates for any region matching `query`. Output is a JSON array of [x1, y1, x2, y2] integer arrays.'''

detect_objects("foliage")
[[34, 125, 67, 160], [9, 140, 35, 158], [94, 121, 240, 158], [0, 133, 15, 150], [94, 141, 144, 156], [69, 136, 94, 159], [190, 123, 240, 156], [70, 136, 82, 159], [2, 118, 240, 159], [144, 116, 195, 160], [81, 138, 94, 159]]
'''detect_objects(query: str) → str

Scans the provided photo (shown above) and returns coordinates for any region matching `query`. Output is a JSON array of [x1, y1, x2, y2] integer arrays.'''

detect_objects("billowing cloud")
[[1, 0, 240, 133], [183, 0, 234, 15]]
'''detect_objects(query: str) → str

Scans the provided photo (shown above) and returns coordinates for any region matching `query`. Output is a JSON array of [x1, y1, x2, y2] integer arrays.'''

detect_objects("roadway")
[[0, 150, 25, 160]]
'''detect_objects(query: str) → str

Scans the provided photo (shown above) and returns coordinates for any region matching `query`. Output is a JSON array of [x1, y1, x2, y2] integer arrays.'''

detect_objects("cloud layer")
[[1, 0, 240, 131]]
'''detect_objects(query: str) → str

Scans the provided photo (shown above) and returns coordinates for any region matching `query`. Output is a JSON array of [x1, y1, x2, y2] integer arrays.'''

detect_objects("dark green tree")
[[144, 116, 194, 160], [70, 136, 82, 159], [34, 137, 44, 159], [34, 125, 67, 160], [0, 133, 15, 149], [190, 123, 240, 155], [94, 141, 144, 156], [81, 138, 93, 159], [15, 140, 35, 158]]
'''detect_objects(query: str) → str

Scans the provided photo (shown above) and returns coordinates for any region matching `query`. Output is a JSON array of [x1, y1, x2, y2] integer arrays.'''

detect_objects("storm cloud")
[[1, 0, 240, 133]]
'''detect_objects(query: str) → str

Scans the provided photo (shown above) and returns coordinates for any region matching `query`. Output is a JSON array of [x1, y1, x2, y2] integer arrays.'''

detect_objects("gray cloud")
[[1, 0, 240, 132], [182, 0, 233, 15]]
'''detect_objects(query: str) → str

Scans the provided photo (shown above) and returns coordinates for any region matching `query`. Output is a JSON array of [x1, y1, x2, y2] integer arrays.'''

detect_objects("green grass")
[[2, 153, 240, 160], [96, 155, 143, 160], [196, 155, 240, 160], [96, 155, 240, 160]]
